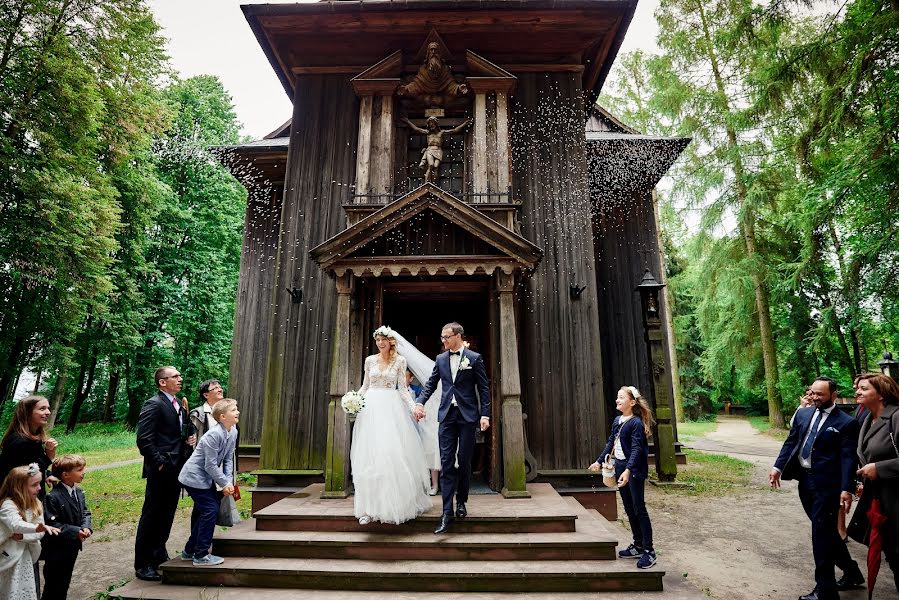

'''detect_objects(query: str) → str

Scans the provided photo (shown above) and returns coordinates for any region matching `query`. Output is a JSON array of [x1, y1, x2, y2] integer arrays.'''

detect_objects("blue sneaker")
[[618, 544, 644, 559], [637, 550, 657, 569], [192, 554, 224, 566], [179, 550, 193, 561]]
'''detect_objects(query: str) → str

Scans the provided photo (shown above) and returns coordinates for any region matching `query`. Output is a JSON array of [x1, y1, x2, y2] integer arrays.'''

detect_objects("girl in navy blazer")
[[590, 386, 657, 568]]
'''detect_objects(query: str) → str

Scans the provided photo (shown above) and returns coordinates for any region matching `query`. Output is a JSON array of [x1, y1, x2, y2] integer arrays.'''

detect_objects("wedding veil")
[[393, 330, 441, 404]]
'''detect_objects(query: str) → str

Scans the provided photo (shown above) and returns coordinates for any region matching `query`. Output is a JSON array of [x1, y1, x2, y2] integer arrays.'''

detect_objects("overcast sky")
[[148, 0, 660, 139]]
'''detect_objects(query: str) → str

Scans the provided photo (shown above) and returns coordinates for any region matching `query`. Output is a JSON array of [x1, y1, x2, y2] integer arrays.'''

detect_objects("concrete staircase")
[[112, 483, 704, 599]]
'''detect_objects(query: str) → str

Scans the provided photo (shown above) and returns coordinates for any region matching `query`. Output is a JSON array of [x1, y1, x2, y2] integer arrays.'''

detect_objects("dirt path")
[[646, 417, 896, 599], [68, 419, 896, 598]]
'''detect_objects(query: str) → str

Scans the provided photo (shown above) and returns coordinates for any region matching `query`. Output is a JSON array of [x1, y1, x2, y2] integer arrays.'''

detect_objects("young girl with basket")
[[589, 386, 657, 569]]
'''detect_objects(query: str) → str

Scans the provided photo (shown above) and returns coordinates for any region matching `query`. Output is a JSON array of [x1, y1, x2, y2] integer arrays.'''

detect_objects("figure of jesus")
[[402, 116, 472, 183]]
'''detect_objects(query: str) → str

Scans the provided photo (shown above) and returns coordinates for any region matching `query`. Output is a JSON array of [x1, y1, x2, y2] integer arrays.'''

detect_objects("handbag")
[[216, 492, 241, 527], [847, 412, 899, 545], [601, 454, 617, 488]]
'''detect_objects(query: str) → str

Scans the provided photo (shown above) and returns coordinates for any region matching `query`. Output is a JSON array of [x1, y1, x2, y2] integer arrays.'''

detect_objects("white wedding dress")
[[351, 354, 431, 524]]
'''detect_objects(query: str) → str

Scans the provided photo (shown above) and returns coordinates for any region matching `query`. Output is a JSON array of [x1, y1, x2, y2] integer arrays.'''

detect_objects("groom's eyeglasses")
[[440, 333, 460, 341]]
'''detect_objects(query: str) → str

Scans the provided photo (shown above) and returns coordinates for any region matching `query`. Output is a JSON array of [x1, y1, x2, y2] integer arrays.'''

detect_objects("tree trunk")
[[103, 363, 121, 423], [0, 334, 27, 410], [66, 351, 98, 433], [47, 369, 69, 430], [697, 0, 784, 427], [32, 369, 42, 393]]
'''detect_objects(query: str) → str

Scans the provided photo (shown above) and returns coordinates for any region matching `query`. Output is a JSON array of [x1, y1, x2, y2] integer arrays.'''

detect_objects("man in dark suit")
[[770, 376, 864, 600], [133, 366, 196, 581], [414, 322, 490, 534]]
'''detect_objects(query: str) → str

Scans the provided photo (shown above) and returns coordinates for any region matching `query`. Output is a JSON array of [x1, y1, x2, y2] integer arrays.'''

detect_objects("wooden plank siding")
[[260, 75, 359, 470], [591, 188, 676, 431], [511, 72, 606, 471], [229, 186, 283, 445]]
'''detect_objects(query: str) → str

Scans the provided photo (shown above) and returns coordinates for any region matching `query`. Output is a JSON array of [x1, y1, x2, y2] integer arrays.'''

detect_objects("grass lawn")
[[657, 448, 753, 496], [84, 461, 257, 530], [676, 419, 718, 440], [747, 415, 789, 441], [48, 422, 140, 467]]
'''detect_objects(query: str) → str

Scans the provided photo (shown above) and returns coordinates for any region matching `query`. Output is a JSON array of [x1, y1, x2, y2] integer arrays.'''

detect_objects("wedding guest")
[[189, 380, 225, 441], [133, 366, 195, 582], [41, 454, 92, 600], [0, 464, 60, 599], [0, 396, 58, 499], [853, 372, 899, 594], [590, 386, 657, 569], [770, 376, 862, 600], [178, 399, 239, 566]]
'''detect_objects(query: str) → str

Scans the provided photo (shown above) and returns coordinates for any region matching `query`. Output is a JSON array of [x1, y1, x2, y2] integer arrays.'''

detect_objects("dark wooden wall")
[[260, 75, 359, 470], [352, 209, 502, 257], [511, 72, 607, 471], [591, 187, 676, 425], [229, 186, 283, 444]]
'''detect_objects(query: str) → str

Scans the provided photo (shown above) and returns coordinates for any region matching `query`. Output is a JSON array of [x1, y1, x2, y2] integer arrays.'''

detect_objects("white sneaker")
[[358, 515, 372, 525], [429, 486, 438, 496]]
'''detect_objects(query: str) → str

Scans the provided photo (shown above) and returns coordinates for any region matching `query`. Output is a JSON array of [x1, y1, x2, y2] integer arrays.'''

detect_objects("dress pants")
[[42, 550, 78, 599], [438, 405, 476, 516], [134, 468, 182, 569], [614, 458, 654, 551], [183, 485, 220, 558], [797, 471, 854, 597]]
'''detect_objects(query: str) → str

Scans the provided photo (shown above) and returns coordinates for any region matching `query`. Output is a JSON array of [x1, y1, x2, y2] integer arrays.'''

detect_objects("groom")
[[414, 322, 490, 534]]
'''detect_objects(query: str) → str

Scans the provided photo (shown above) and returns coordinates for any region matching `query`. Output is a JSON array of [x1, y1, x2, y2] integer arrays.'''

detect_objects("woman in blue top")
[[590, 386, 657, 569]]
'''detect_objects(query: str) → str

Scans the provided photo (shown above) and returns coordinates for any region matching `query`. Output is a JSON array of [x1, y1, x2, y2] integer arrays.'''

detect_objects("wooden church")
[[222, 0, 689, 503]]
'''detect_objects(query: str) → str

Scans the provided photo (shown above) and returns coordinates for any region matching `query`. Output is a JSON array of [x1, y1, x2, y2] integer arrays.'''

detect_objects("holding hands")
[[413, 404, 426, 422]]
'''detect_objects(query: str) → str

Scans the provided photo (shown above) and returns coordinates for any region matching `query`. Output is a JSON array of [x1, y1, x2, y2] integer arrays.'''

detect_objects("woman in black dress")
[[0, 395, 57, 499]]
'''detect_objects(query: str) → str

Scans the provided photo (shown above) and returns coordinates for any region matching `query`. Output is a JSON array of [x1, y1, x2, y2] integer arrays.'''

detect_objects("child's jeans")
[[614, 458, 653, 551], [183, 484, 220, 558]]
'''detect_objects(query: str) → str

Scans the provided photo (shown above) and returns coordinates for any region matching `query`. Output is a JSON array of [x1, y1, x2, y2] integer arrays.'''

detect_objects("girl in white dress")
[[351, 326, 431, 525], [0, 464, 60, 600]]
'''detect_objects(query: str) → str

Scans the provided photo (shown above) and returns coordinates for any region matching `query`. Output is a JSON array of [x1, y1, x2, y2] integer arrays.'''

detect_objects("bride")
[[351, 326, 431, 524]]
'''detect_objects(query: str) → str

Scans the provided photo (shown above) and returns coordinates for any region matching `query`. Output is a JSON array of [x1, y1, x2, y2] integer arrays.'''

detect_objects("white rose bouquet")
[[341, 390, 365, 416]]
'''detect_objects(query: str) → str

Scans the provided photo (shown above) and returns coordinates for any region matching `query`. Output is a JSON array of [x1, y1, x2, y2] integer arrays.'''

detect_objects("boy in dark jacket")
[[41, 454, 92, 599]]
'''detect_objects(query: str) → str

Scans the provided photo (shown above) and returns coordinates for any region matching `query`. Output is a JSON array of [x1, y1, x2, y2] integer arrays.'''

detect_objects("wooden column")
[[373, 94, 394, 195], [495, 92, 511, 194], [323, 272, 354, 498], [473, 93, 488, 194], [496, 271, 530, 498], [355, 95, 373, 198]]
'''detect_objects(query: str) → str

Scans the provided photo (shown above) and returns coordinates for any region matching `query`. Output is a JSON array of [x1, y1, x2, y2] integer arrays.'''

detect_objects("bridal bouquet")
[[341, 390, 365, 416]]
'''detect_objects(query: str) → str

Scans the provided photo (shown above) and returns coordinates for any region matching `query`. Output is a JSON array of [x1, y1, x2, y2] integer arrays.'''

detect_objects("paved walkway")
[[85, 457, 142, 472], [684, 416, 782, 465]]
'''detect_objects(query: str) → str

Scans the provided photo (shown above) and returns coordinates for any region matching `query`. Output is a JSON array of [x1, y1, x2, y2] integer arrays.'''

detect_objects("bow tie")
[[449, 351, 461, 356]]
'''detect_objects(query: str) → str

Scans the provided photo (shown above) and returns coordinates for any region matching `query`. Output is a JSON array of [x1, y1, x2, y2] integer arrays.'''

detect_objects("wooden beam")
[[473, 93, 488, 195], [355, 95, 373, 198], [495, 92, 510, 194], [323, 273, 354, 498], [501, 64, 585, 73], [496, 271, 529, 498], [374, 95, 394, 195]]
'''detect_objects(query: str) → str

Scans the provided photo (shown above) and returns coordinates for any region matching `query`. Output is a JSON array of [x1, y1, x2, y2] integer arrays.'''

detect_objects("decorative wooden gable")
[[311, 183, 541, 277]]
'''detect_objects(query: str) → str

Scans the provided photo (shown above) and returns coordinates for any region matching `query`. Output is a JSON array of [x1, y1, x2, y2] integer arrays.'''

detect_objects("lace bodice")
[[359, 355, 414, 405]]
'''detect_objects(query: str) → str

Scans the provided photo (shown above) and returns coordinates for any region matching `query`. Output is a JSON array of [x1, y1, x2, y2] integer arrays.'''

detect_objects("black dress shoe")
[[836, 569, 865, 590], [434, 514, 453, 534], [455, 501, 467, 519], [135, 566, 162, 582]]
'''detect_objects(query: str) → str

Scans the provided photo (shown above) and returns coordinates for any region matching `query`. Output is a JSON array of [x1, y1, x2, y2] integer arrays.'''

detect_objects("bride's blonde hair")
[[620, 386, 655, 438]]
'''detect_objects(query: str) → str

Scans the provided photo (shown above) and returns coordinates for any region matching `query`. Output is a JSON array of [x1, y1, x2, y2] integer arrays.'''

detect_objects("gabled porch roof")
[[310, 183, 542, 277]]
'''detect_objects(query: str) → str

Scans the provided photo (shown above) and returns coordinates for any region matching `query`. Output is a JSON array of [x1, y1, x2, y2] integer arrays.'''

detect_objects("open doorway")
[[380, 279, 495, 491]]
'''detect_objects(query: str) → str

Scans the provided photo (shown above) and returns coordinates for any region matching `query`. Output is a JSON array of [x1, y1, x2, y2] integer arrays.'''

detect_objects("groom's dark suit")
[[417, 347, 490, 516]]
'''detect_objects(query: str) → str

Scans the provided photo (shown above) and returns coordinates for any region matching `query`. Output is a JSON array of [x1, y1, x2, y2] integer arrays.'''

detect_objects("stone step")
[[213, 514, 617, 561], [254, 483, 578, 534], [158, 556, 665, 593], [115, 574, 709, 600]]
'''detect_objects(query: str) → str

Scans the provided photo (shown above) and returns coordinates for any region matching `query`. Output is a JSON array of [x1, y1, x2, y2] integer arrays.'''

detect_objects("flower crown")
[[373, 325, 396, 339], [627, 386, 642, 400], [26, 463, 40, 476]]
